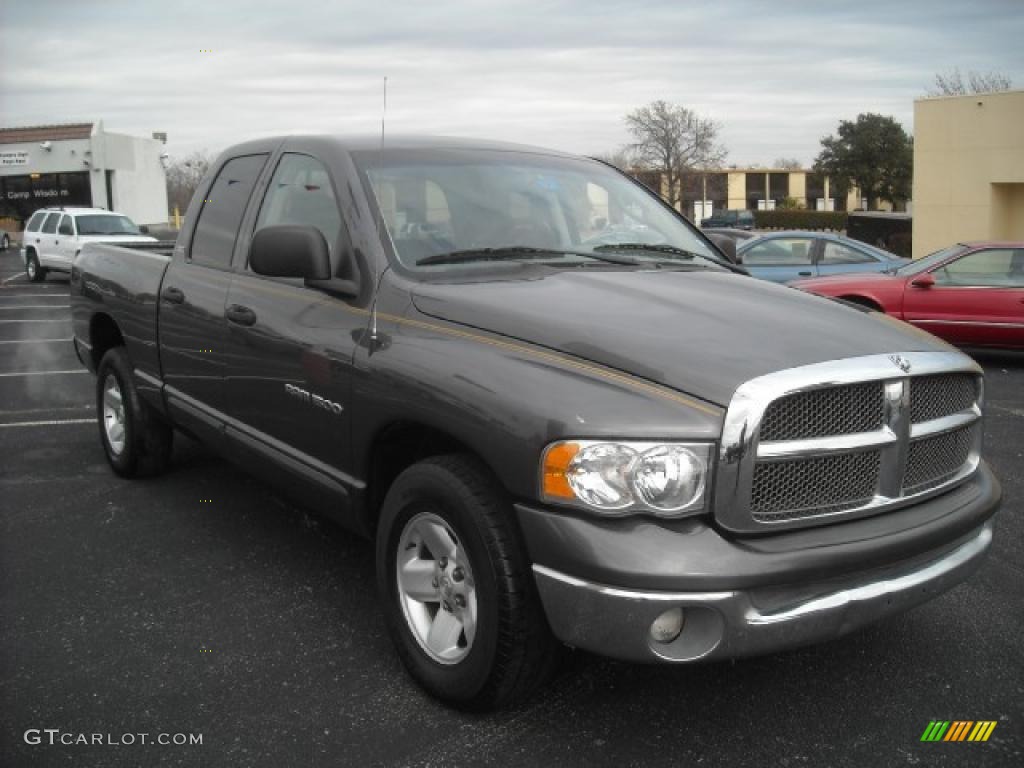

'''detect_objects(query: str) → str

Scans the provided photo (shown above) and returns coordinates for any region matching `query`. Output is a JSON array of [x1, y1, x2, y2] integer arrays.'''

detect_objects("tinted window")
[[934, 249, 1024, 288], [742, 238, 814, 266], [58, 215, 74, 236], [40, 213, 60, 234], [254, 154, 342, 259], [190, 154, 268, 268], [26, 211, 46, 231], [821, 241, 874, 264], [76, 215, 140, 235]]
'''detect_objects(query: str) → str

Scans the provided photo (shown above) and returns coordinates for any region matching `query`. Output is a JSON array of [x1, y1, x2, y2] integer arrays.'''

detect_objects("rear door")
[[220, 148, 367, 490], [35, 212, 61, 267], [739, 236, 818, 282], [903, 247, 1024, 347], [159, 153, 270, 430]]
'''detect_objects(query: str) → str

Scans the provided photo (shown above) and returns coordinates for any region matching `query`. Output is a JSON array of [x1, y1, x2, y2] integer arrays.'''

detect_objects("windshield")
[[895, 244, 967, 275], [75, 214, 142, 236], [352, 148, 726, 275]]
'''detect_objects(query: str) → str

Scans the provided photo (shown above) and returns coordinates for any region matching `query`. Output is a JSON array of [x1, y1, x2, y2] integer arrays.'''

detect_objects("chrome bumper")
[[533, 520, 994, 663]]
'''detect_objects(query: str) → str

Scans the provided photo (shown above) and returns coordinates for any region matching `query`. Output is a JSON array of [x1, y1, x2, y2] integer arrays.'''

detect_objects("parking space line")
[[0, 305, 70, 310], [1, 273, 25, 284], [0, 338, 73, 344], [0, 319, 70, 324], [0, 370, 87, 377], [0, 294, 71, 299], [0, 419, 93, 428]]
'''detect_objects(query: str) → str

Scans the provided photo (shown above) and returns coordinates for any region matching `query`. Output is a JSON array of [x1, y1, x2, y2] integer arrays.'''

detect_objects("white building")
[[0, 121, 168, 228]]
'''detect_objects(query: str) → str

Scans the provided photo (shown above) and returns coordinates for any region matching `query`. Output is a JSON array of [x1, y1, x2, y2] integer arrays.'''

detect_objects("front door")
[[221, 150, 368, 481], [159, 152, 270, 420], [903, 247, 1024, 347]]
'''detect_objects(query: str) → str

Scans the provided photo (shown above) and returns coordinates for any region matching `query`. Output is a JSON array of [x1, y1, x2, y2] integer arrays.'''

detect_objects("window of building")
[[189, 154, 268, 268]]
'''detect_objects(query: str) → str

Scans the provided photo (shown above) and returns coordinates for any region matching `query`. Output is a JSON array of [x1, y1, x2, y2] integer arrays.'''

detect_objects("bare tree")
[[165, 151, 215, 213], [592, 147, 637, 172], [773, 157, 803, 170], [928, 69, 1013, 96], [624, 101, 726, 207]]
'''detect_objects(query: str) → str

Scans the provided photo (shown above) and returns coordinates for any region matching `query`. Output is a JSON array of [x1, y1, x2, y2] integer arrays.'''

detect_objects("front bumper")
[[519, 463, 1000, 663]]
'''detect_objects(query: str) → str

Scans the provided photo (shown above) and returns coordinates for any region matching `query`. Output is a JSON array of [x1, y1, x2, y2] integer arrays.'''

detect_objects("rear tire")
[[96, 347, 173, 477], [26, 252, 45, 282], [376, 454, 559, 710]]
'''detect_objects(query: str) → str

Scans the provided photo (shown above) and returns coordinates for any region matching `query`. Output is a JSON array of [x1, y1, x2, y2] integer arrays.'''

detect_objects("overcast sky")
[[2, 0, 1022, 167]]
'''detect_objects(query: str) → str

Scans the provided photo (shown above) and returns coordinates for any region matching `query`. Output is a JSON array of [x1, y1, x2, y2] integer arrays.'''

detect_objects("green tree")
[[814, 114, 912, 210], [624, 100, 726, 207]]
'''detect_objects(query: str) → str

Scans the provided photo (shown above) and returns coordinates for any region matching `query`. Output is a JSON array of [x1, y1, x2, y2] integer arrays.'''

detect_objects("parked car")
[[735, 230, 908, 283], [71, 136, 1000, 710], [21, 206, 157, 282], [0, 227, 10, 251], [792, 242, 1024, 349], [847, 211, 912, 256], [700, 209, 755, 230]]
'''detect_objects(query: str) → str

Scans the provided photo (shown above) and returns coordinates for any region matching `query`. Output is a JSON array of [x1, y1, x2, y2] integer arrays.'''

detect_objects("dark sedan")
[[736, 230, 908, 283]]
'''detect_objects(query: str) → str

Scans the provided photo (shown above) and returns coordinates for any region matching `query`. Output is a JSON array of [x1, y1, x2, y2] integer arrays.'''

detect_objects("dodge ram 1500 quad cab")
[[71, 136, 1001, 710]]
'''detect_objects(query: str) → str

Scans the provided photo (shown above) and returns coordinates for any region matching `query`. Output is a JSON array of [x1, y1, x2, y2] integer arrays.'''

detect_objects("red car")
[[792, 242, 1024, 349]]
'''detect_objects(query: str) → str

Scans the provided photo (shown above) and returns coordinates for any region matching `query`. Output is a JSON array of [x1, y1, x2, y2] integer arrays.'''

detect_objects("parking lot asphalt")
[[0, 247, 1021, 768]]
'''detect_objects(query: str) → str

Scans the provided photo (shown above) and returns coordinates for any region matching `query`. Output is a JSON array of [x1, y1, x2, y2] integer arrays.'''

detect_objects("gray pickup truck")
[[71, 136, 1001, 710]]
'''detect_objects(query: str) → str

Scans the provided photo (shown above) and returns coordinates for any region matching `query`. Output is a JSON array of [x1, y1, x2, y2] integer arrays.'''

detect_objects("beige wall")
[[727, 172, 745, 209], [913, 90, 1024, 258]]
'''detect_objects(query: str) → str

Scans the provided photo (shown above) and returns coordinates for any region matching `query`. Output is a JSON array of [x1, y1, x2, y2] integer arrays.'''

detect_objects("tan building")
[[913, 89, 1024, 258], [631, 168, 862, 222]]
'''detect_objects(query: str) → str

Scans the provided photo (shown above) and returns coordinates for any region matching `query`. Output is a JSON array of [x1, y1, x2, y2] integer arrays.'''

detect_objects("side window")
[[58, 215, 74, 236], [190, 154, 268, 268], [934, 249, 1024, 288], [26, 211, 46, 231], [40, 213, 60, 234], [254, 154, 343, 258], [821, 241, 873, 264], [742, 238, 814, 266]]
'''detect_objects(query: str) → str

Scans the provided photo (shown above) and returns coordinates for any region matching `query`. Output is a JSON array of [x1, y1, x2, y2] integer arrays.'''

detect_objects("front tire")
[[376, 455, 559, 710], [96, 347, 173, 477], [26, 252, 46, 282]]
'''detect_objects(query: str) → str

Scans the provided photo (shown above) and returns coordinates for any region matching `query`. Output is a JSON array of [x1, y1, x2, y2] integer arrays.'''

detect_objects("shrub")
[[753, 210, 848, 231]]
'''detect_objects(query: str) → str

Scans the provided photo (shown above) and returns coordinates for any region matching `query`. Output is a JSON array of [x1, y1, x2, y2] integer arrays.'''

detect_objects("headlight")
[[541, 440, 712, 518]]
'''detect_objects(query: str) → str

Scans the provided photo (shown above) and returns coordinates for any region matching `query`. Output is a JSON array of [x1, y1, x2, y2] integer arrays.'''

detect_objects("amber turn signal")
[[542, 441, 579, 500]]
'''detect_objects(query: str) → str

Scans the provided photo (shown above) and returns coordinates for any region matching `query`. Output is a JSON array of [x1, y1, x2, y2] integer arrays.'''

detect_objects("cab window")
[[254, 154, 342, 260], [26, 211, 46, 231], [742, 237, 814, 266], [190, 153, 268, 268], [821, 241, 873, 264], [58, 215, 74, 236], [40, 213, 60, 234], [934, 249, 1024, 288]]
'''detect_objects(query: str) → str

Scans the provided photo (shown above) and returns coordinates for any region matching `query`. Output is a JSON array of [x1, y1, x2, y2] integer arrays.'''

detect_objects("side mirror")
[[250, 225, 331, 280], [910, 272, 935, 288]]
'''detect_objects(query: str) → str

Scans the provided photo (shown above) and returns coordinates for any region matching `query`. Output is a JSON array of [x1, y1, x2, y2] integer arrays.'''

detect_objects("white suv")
[[21, 207, 157, 282]]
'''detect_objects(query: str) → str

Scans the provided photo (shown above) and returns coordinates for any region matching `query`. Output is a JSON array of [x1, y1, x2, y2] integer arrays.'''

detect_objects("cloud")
[[2, 0, 1022, 166]]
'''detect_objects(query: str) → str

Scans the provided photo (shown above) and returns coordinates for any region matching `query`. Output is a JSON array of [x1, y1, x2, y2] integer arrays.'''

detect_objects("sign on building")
[[0, 151, 29, 167]]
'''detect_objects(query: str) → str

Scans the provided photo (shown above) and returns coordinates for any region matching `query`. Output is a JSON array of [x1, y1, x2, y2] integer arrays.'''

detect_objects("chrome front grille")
[[759, 382, 883, 441], [715, 352, 984, 533]]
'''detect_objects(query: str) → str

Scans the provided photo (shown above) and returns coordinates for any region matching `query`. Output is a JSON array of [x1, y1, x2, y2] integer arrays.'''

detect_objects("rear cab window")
[[189, 154, 269, 268]]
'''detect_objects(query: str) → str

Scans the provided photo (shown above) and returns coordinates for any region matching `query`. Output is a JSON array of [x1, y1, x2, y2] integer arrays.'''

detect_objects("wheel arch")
[[838, 294, 884, 312], [89, 312, 126, 370]]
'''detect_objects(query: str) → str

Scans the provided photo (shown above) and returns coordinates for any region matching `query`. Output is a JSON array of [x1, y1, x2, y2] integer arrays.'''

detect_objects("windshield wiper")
[[416, 246, 638, 267], [592, 242, 706, 260]]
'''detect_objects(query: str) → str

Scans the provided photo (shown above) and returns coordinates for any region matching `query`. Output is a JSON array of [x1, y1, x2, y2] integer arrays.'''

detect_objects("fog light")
[[649, 607, 685, 644]]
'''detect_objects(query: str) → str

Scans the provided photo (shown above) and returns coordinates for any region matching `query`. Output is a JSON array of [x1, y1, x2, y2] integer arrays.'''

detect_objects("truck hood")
[[411, 270, 949, 407]]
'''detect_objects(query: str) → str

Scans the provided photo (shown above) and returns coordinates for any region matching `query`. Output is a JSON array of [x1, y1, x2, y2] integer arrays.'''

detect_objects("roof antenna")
[[368, 75, 388, 350]]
